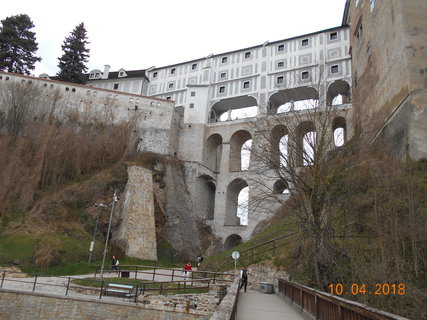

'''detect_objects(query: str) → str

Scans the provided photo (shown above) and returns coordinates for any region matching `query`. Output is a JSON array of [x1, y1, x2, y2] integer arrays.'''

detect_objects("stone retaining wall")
[[0, 288, 208, 320]]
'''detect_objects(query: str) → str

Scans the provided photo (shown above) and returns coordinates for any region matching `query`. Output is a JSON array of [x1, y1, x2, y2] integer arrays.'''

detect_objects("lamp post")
[[88, 203, 107, 265], [100, 190, 117, 278]]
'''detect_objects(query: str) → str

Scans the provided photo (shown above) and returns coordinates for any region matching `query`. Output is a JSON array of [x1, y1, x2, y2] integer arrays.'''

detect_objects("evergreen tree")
[[0, 14, 41, 75], [57, 23, 90, 84]]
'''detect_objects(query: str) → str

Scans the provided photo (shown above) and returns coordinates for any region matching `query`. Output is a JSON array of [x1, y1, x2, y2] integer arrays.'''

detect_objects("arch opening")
[[271, 125, 288, 168], [204, 133, 223, 172], [225, 179, 249, 226], [273, 180, 290, 194], [296, 121, 316, 166], [224, 234, 243, 250], [327, 80, 351, 106], [195, 175, 216, 220], [229, 130, 252, 172], [209, 95, 258, 123], [332, 116, 347, 147], [269, 87, 319, 114]]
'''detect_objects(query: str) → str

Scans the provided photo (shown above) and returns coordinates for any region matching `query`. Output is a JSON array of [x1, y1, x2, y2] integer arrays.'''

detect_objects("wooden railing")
[[278, 279, 409, 320], [219, 231, 300, 270]]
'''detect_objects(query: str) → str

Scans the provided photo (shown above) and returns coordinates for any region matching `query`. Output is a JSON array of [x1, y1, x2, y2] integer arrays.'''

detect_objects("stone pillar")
[[116, 166, 157, 261]]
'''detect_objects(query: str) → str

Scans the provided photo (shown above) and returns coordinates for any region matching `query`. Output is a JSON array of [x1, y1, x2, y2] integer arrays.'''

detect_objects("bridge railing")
[[278, 279, 409, 320]]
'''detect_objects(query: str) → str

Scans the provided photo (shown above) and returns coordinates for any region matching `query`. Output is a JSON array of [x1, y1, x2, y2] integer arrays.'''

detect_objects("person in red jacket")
[[183, 262, 192, 281]]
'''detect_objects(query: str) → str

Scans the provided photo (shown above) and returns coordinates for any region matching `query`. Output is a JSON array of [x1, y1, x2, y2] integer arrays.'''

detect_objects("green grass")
[[72, 277, 209, 295], [203, 216, 298, 272]]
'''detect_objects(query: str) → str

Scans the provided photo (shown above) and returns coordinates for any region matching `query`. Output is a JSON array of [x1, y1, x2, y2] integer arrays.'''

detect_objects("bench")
[[103, 283, 136, 298]]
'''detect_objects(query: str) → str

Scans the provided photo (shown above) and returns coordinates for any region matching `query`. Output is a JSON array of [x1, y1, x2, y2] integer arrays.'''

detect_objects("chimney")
[[102, 65, 110, 79]]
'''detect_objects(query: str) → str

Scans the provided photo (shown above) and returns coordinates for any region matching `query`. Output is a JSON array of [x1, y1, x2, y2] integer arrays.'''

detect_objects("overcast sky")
[[2, 0, 347, 76]]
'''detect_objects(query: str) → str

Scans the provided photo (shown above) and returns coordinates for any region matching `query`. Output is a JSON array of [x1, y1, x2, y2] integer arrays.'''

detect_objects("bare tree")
[[247, 68, 352, 288]]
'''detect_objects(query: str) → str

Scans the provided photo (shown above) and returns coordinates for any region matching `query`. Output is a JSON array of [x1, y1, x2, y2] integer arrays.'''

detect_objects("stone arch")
[[229, 130, 252, 172], [332, 116, 347, 147], [204, 133, 223, 172], [273, 180, 290, 194], [270, 125, 288, 168], [195, 175, 216, 220], [208, 95, 258, 123], [296, 121, 316, 166], [225, 178, 248, 226], [223, 234, 243, 250], [327, 80, 351, 106], [268, 86, 319, 114]]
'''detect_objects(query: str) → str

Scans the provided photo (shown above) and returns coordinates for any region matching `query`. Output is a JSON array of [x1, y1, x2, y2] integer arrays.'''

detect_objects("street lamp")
[[88, 203, 107, 264], [100, 190, 117, 278]]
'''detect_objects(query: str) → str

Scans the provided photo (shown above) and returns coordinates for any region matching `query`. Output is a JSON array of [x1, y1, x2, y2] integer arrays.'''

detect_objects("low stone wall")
[[237, 263, 289, 293], [209, 278, 239, 320], [0, 288, 209, 320]]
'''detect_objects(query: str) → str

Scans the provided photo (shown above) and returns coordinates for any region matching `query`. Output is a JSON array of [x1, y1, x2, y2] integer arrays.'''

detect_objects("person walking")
[[111, 255, 119, 271], [183, 261, 192, 281], [197, 256, 204, 267], [240, 267, 248, 292]]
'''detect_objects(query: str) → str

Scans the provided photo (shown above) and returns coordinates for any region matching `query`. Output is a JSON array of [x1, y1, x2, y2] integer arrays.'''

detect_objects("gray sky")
[[2, 0, 347, 76]]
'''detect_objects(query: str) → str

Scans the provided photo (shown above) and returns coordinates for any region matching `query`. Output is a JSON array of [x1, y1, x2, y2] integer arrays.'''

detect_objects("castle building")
[[343, 0, 427, 160]]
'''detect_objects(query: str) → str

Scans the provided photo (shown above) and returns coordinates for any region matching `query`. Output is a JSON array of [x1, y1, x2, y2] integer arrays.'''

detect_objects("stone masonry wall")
[[0, 289, 208, 320], [116, 166, 157, 260]]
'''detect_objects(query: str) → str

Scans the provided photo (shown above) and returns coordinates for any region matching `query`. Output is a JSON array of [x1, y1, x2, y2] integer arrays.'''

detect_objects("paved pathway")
[[236, 290, 304, 320]]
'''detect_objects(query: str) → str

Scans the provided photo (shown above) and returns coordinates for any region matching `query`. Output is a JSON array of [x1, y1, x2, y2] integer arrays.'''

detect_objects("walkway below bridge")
[[236, 290, 303, 320]]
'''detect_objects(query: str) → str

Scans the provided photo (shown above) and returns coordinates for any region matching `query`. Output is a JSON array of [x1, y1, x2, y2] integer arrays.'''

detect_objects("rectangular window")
[[301, 39, 309, 46], [220, 72, 227, 78], [168, 83, 174, 89], [190, 91, 196, 97], [170, 68, 176, 74], [191, 63, 197, 70], [244, 51, 251, 59], [153, 72, 158, 78], [278, 44, 284, 51], [301, 71, 309, 79], [166, 96, 172, 100], [277, 61, 284, 68], [189, 103, 195, 109], [113, 83, 119, 90], [277, 76, 284, 84], [222, 57, 228, 63], [331, 65, 339, 73], [330, 32, 338, 40], [243, 81, 250, 89], [219, 86, 225, 94]]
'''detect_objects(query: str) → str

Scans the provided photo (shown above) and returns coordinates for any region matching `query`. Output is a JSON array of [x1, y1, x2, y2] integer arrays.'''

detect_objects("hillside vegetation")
[[204, 142, 427, 319]]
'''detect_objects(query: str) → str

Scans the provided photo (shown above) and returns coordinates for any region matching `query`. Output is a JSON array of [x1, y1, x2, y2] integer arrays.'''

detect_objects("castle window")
[[170, 68, 176, 74], [301, 71, 309, 79], [189, 103, 195, 109], [222, 57, 228, 63], [220, 72, 227, 79], [277, 76, 284, 84], [331, 65, 339, 74], [168, 82, 174, 89], [119, 71, 124, 77], [153, 72, 158, 78], [191, 63, 197, 70], [277, 61, 284, 68], [301, 39, 309, 46], [330, 32, 338, 40], [219, 86, 226, 94], [243, 81, 250, 89], [244, 51, 251, 59], [166, 96, 172, 100], [190, 91, 196, 97], [113, 83, 119, 90], [277, 44, 284, 52]]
